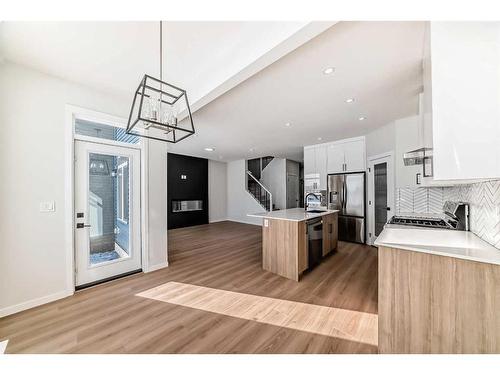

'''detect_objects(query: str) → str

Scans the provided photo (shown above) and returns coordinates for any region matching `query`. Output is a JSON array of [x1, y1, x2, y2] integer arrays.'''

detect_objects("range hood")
[[403, 93, 434, 168], [403, 147, 433, 166]]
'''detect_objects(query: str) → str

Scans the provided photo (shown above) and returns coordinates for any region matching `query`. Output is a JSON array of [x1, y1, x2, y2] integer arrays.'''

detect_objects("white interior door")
[[75, 140, 141, 287], [367, 153, 394, 245]]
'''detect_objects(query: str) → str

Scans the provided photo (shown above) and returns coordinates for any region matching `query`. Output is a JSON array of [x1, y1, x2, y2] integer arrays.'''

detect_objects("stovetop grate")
[[388, 216, 455, 229]]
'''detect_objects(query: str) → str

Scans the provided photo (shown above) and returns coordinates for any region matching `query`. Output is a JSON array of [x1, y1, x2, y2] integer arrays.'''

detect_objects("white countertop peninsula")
[[248, 208, 339, 222]]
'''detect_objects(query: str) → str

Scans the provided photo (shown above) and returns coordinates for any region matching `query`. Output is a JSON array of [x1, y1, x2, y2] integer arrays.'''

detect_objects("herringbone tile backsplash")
[[395, 180, 500, 249]]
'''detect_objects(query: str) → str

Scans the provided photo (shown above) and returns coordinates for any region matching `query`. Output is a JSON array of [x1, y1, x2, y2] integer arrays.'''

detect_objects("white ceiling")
[[1, 21, 425, 162], [169, 21, 426, 161], [0, 21, 332, 109]]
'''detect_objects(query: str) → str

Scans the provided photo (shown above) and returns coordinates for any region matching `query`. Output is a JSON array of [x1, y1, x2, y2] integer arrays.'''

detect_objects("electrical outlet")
[[39, 201, 55, 212], [264, 219, 269, 227]]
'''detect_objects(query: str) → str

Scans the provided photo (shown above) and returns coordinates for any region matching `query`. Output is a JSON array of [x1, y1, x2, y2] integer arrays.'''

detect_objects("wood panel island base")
[[249, 209, 338, 281]]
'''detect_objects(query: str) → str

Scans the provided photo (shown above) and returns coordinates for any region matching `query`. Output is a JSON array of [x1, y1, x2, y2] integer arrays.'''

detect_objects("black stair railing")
[[246, 170, 273, 211]]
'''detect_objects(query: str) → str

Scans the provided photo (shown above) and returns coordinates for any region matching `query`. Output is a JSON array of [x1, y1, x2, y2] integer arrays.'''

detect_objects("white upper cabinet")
[[303, 147, 316, 176], [425, 22, 500, 181], [305, 137, 366, 191], [316, 146, 328, 189], [304, 145, 328, 190], [326, 137, 366, 174], [327, 143, 345, 173], [343, 138, 366, 172]]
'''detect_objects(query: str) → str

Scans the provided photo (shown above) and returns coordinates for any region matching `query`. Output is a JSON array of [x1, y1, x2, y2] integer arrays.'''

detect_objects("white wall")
[[208, 160, 227, 222], [260, 158, 287, 210], [394, 116, 421, 188], [226, 159, 263, 225], [0, 62, 168, 316], [148, 141, 168, 270], [365, 115, 421, 189], [364, 115, 421, 242], [365, 121, 396, 158]]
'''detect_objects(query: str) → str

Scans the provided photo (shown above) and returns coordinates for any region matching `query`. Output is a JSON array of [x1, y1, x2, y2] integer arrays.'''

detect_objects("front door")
[[74, 140, 141, 287]]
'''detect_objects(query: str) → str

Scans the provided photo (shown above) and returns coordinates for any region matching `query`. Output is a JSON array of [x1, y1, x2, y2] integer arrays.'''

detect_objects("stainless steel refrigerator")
[[327, 172, 366, 243]]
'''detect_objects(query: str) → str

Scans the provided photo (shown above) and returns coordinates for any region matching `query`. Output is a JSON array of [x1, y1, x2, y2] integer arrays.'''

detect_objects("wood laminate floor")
[[0, 221, 378, 354]]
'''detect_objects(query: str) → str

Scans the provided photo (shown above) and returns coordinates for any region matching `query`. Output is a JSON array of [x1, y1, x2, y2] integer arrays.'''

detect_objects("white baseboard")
[[145, 261, 169, 273], [226, 218, 262, 226], [209, 218, 228, 223], [0, 289, 73, 318]]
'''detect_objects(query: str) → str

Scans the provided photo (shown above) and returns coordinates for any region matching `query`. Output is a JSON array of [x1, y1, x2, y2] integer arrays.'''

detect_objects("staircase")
[[246, 156, 274, 211]]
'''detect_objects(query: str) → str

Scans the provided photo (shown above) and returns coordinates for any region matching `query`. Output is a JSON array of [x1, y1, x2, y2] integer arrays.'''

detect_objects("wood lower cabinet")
[[262, 218, 307, 281], [378, 245, 500, 353], [322, 212, 338, 256], [262, 213, 338, 281]]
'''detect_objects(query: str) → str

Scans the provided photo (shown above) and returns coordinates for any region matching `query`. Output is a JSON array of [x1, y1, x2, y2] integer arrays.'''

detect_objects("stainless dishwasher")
[[307, 217, 323, 270]]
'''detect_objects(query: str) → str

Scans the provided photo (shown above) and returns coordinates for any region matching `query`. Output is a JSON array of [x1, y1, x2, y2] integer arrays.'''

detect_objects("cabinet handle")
[[329, 223, 332, 233]]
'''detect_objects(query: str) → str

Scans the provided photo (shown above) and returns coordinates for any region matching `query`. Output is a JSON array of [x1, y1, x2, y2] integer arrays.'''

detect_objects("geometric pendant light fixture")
[[126, 21, 196, 143]]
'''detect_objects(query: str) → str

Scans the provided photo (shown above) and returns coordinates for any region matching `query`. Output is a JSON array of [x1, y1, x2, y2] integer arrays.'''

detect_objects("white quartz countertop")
[[248, 208, 339, 222], [374, 226, 500, 265]]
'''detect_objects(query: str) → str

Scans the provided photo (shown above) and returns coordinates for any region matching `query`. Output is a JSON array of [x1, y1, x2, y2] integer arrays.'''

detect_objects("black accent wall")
[[167, 153, 209, 229]]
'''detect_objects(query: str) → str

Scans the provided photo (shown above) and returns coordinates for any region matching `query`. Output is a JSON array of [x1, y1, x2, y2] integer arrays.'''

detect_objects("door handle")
[[343, 180, 347, 210], [386, 207, 391, 211], [76, 223, 91, 229]]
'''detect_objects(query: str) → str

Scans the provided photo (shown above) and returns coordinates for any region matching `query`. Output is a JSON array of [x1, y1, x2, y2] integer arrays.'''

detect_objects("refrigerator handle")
[[343, 178, 347, 211]]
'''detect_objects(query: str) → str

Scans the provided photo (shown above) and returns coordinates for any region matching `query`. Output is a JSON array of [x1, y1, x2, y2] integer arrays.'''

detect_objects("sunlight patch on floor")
[[136, 281, 378, 346], [0, 340, 8, 354]]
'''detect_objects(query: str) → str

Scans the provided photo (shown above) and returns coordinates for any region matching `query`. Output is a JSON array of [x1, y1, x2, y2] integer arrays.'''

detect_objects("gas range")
[[387, 216, 457, 230], [385, 201, 470, 231]]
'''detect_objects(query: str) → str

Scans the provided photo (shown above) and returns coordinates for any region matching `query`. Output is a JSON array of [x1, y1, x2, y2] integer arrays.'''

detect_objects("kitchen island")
[[375, 227, 500, 353], [249, 208, 339, 281]]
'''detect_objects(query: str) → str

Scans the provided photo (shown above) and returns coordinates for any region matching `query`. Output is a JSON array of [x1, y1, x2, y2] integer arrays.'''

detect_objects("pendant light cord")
[[159, 20, 163, 116], [160, 20, 162, 82]]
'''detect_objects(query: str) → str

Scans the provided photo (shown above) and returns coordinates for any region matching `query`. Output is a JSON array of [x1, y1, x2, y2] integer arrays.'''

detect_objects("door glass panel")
[[374, 162, 388, 236], [88, 152, 131, 266], [76, 119, 140, 144]]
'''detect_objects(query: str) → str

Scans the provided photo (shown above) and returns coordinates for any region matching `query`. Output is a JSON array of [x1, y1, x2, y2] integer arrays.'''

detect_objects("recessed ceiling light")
[[358, 116, 366, 121], [317, 137, 323, 141], [284, 122, 291, 127], [249, 148, 254, 152], [346, 98, 355, 103], [204, 147, 215, 152], [323, 67, 335, 75]]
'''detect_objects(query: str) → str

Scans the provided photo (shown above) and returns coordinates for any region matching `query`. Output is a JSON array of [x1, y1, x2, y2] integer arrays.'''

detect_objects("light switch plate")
[[40, 201, 55, 212], [264, 219, 269, 227]]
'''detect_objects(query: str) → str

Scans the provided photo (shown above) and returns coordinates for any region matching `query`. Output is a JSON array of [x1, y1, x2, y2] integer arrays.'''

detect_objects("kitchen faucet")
[[304, 192, 321, 211]]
